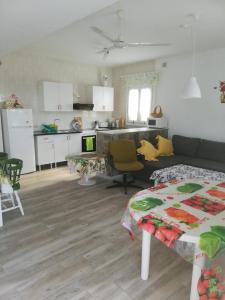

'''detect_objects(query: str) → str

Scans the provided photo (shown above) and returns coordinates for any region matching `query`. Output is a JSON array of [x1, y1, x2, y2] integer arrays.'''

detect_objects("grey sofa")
[[136, 135, 225, 182]]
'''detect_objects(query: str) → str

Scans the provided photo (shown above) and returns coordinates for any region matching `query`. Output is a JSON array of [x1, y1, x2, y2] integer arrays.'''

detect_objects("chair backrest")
[[3, 158, 23, 190], [109, 139, 137, 163], [0, 152, 8, 169]]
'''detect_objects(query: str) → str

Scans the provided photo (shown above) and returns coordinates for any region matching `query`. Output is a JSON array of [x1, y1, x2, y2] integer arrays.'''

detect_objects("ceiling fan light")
[[182, 76, 202, 99]]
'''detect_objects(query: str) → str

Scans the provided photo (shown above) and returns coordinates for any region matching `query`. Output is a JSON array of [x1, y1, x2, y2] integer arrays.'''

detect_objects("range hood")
[[73, 103, 94, 111]]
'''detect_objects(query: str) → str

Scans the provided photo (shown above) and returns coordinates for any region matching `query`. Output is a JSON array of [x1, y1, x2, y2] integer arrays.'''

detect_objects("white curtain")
[[120, 71, 160, 87]]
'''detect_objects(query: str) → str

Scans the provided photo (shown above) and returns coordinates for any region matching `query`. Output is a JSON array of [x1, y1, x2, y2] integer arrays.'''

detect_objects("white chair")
[[0, 159, 24, 226]]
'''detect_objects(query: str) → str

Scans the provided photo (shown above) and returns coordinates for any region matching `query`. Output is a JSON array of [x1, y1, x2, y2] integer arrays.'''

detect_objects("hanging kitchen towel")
[[84, 136, 94, 151]]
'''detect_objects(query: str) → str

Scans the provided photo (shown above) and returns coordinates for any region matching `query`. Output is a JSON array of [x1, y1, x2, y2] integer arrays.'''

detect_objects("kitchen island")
[[96, 127, 168, 155]]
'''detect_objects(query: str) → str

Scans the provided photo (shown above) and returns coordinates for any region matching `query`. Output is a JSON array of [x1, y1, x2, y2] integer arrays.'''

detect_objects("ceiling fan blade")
[[103, 51, 109, 60], [96, 49, 106, 54], [127, 42, 171, 47], [91, 26, 114, 42], [96, 46, 116, 54], [96, 46, 115, 56]]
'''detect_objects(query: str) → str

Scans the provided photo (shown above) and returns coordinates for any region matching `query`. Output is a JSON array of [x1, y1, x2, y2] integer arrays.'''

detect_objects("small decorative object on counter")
[[151, 105, 163, 118], [71, 117, 82, 132], [119, 117, 126, 128], [41, 124, 58, 133], [1, 94, 23, 109]]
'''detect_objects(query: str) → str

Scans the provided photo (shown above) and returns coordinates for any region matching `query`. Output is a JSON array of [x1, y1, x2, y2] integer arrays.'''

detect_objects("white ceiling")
[[2, 0, 225, 66], [0, 0, 118, 57]]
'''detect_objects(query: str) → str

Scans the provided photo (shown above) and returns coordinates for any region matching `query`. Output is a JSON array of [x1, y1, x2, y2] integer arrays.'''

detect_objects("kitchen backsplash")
[[0, 51, 113, 130], [33, 111, 112, 130]]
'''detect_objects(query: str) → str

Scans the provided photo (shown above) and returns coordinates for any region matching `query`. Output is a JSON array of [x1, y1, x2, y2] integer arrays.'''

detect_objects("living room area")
[[1, 1, 225, 300]]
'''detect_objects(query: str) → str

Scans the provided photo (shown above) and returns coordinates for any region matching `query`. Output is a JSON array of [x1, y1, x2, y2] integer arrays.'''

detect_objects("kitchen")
[[1, 69, 165, 174], [0, 81, 164, 175], [0, 79, 119, 173]]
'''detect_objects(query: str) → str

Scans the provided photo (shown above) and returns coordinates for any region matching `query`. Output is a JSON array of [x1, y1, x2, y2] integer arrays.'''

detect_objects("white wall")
[[0, 52, 112, 130], [155, 48, 225, 142], [112, 60, 155, 119]]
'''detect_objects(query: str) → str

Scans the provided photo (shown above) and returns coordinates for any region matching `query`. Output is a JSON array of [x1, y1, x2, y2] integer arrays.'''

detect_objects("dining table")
[[122, 179, 225, 300]]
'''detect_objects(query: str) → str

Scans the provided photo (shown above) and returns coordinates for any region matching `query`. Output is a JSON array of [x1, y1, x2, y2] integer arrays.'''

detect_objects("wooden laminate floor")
[[0, 167, 192, 300]]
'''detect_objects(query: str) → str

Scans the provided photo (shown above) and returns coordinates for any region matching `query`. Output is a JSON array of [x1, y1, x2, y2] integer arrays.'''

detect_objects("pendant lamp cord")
[[191, 24, 196, 77]]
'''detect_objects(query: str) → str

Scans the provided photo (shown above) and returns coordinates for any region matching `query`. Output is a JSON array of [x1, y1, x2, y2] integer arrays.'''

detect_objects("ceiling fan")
[[91, 9, 170, 58]]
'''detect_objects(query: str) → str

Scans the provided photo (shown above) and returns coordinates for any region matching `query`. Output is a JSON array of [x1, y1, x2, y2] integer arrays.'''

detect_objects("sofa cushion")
[[184, 157, 225, 173], [135, 155, 187, 182], [197, 139, 225, 163], [172, 135, 200, 157], [140, 155, 187, 173], [156, 135, 174, 156]]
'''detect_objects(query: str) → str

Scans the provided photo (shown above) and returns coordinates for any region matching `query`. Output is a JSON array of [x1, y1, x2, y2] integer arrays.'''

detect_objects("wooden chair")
[[0, 159, 24, 226]]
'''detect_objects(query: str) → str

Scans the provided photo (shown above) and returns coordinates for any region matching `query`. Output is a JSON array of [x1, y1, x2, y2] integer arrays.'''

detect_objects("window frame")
[[126, 85, 155, 126]]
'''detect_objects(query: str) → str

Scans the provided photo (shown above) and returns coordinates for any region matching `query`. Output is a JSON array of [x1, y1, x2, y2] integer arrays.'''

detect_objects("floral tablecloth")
[[66, 154, 105, 175], [122, 179, 225, 299], [150, 164, 225, 185]]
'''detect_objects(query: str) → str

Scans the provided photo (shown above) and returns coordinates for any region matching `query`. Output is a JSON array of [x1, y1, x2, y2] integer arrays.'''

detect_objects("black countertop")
[[33, 130, 82, 136]]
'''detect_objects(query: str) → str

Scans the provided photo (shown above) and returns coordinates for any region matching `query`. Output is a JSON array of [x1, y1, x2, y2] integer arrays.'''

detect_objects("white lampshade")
[[182, 76, 201, 99]]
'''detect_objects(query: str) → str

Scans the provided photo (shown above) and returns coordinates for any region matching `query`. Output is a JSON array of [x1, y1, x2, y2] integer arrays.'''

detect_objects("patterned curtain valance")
[[120, 71, 159, 87]]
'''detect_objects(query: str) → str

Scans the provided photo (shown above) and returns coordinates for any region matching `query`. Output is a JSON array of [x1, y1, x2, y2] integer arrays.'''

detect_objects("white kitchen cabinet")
[[42, 81, 73, 112], [68, 134, 81, 155], [35, 136, 55, 166], [35, 133, 82, 168], [54, 135, 69, 162], [92, 86, 114, 112], [59, 83, 73, 111], [42, 82, 59, 111]]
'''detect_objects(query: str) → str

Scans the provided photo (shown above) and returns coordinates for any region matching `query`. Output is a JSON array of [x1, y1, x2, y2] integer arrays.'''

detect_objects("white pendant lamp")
[[182, 21, 201, 99], [182, 76, 201, 99]]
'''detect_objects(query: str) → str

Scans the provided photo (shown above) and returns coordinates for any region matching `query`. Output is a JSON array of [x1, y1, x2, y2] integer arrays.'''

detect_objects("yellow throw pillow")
[[156, 135, 174, 156], [137, 140, 158, 161]]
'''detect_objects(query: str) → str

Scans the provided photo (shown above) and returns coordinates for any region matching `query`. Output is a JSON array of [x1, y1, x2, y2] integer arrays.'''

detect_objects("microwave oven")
[[147, 117, 167, 128]]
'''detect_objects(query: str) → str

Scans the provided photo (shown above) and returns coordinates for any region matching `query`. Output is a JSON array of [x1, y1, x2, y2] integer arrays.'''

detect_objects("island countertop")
[[96, 127, 168, 155], [97, 127, 167, 135]]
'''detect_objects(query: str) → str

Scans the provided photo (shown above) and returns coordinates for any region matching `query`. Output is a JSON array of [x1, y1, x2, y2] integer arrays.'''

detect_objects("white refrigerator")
[[1, 109, 36, 174]]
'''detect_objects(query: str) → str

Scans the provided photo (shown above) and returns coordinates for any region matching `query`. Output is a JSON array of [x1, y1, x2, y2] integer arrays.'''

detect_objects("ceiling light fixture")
[[182, 15, 202, 99]]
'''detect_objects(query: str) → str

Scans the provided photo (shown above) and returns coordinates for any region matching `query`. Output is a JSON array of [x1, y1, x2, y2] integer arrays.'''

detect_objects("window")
[[127, 87, 152, 124]]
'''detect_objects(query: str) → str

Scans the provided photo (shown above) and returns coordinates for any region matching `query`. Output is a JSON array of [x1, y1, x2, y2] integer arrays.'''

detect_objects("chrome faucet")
[[53, 118, 61, 128]]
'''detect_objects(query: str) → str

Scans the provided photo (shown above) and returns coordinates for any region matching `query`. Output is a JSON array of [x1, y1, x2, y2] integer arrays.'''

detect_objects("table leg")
[[0, 195, 3, 227], [141, 230, 151, 280], [190, 244, 205, 300]]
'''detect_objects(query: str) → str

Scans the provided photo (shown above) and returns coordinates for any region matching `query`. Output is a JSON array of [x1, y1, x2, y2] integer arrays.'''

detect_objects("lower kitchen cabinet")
[[35, 133, 82, 169], [68, 134, 81, 155], [35, 136, 55, 166], [54, 134, 70, 163]]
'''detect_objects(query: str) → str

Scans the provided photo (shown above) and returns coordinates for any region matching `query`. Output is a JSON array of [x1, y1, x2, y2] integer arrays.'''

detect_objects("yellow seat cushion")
[[137, 140, 158, 161], [156, 135, 174, 156], [114, 161, 144, 172]]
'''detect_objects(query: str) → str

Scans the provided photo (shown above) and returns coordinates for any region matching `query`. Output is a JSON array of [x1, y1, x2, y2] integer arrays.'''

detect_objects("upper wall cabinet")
[[41, 81, 73, 112], [92, 86, 114, 112]]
